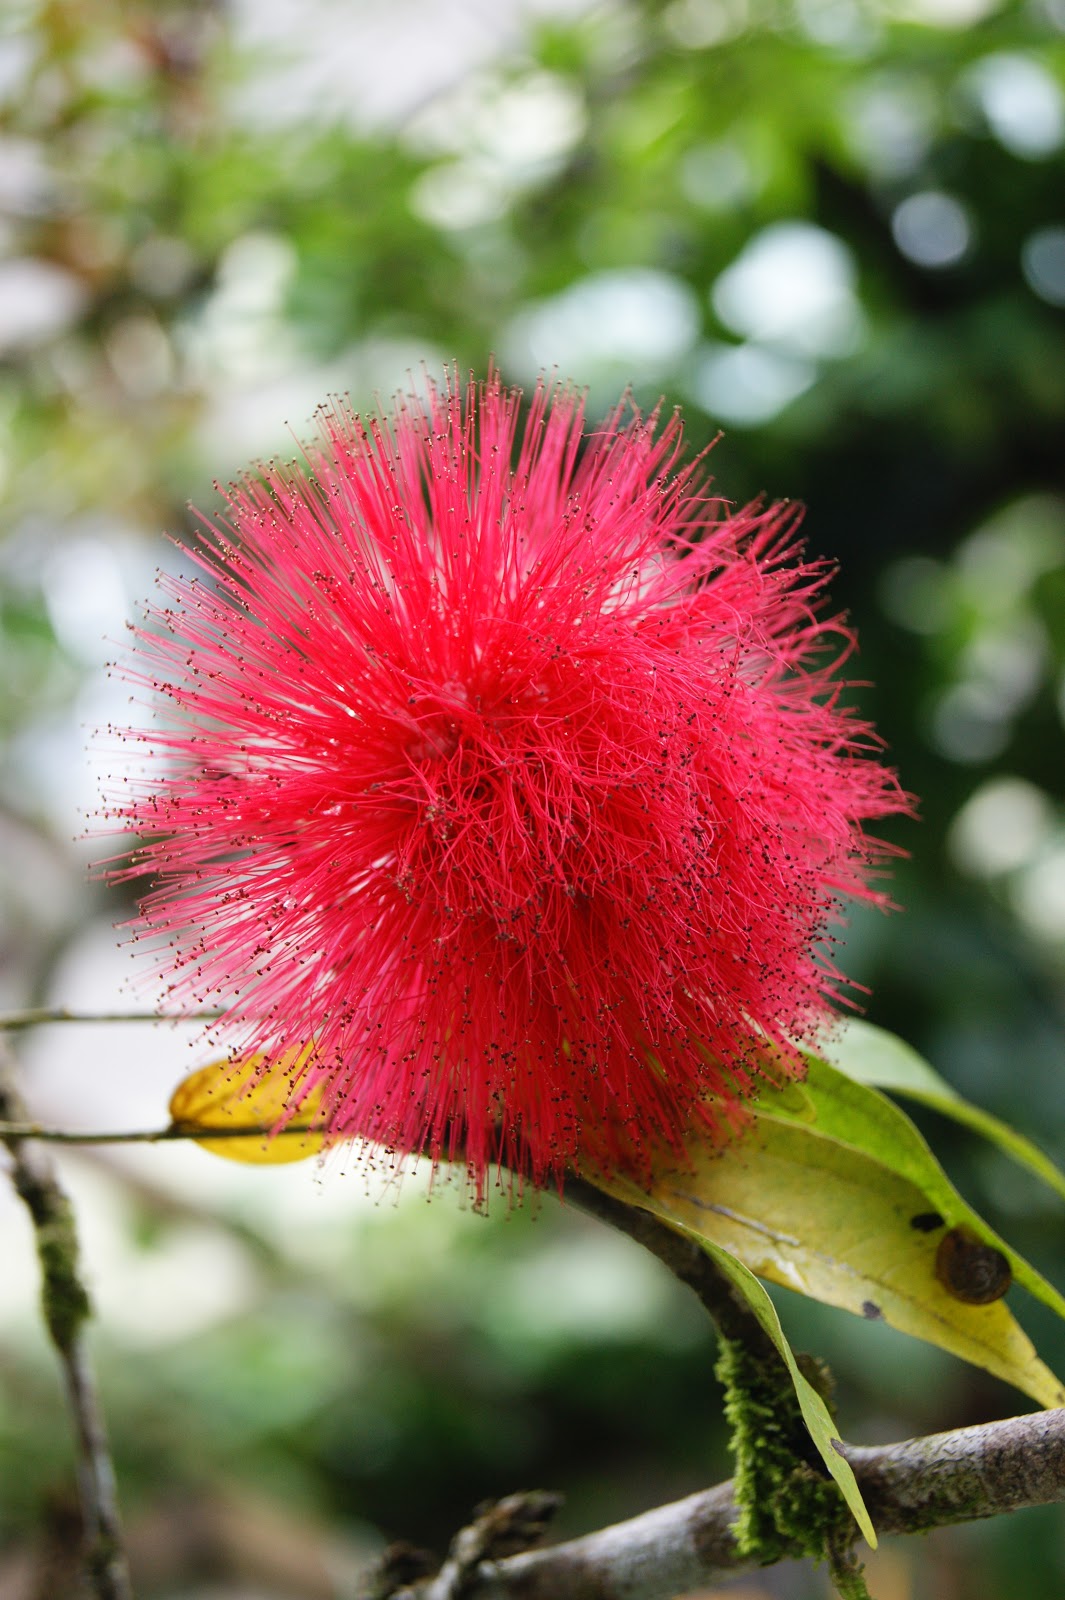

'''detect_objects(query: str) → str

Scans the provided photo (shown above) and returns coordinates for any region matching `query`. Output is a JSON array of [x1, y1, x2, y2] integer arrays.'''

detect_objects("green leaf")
[[820, 1020, 1065, 1209], [602, 1172, 877, 1547], [611, 1090, 1065, 1410]]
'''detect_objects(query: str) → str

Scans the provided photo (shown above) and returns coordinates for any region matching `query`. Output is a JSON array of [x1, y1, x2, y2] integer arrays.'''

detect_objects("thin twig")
[[0, 1007, 225, 1030], [0, 1045, 134, 1600], [391, 1409, 1065, 1600], [0, 1120, 319, 1145]]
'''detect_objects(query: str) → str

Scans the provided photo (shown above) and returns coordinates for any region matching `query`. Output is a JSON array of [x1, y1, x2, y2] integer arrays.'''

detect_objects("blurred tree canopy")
[[1, 1, 1064, 1596]]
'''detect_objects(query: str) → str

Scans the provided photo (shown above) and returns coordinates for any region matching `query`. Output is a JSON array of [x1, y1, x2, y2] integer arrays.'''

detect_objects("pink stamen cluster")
[[110, 371, 905, 1192]]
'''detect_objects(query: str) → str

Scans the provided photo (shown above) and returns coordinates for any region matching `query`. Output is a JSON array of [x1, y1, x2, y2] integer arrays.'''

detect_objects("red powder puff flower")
[[111, 369, 905, 1193]]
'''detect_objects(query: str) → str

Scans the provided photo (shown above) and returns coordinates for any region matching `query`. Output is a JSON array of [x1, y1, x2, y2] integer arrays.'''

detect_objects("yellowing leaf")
[[603, 1080, 1065, 1410], [168, 1047, 326, 1164]]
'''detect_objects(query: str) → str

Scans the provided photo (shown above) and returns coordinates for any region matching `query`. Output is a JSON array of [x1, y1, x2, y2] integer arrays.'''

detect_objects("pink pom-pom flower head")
[[110, 370, 906, 1193]]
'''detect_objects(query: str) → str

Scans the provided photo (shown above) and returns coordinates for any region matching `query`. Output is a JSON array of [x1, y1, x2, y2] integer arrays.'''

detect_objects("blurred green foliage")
[[1, 0, 1065, 1594]]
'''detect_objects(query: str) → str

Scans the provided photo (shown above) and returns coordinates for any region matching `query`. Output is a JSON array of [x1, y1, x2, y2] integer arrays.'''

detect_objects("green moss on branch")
[[716, 1337, 870, 1599], [12, 1163, 92, 1351]]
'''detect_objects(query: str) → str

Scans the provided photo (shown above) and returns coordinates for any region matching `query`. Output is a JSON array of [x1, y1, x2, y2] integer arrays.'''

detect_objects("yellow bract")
[[168, 1047, 326, 1164]]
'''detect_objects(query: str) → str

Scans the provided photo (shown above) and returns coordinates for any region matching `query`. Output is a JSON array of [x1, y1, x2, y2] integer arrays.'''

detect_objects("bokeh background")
[[2, 0, 1065, 1595]]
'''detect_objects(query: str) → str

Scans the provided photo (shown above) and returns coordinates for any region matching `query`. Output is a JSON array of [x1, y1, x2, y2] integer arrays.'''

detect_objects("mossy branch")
[[0, 1045, 134, 1600]]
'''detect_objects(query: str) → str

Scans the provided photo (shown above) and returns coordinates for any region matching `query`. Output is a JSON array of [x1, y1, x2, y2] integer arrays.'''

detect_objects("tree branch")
[[0, 1047, 134, 1600], [846, 1409, 1065, 1534], [387, 1409, 1065, 1600]]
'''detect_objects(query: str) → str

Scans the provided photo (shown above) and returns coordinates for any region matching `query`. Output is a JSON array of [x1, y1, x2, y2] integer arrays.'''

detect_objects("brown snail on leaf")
[[935, 1226, 1011, 1305]]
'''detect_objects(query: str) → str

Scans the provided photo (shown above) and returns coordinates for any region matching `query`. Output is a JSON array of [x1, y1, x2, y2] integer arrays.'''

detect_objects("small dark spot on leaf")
[[861, 1300, 884, 1320], [910, 1211, 945, 1233]]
